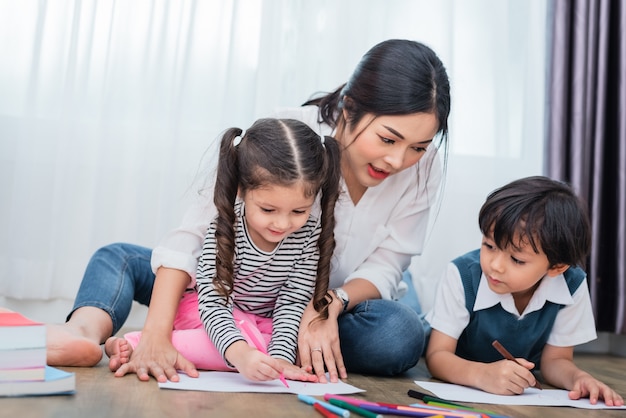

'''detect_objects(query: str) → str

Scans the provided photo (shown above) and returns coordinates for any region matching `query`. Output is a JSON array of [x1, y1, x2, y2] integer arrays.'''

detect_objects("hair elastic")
[[233, 130, 245, 147]]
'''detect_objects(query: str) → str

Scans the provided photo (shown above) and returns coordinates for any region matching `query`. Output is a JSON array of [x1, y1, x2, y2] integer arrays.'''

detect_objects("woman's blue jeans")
[[69, 243, 155, 335], [70, 243, 429, 375]]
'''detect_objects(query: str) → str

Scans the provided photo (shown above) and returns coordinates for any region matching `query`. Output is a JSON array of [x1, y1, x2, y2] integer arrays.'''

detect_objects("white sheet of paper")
[[414, 380, 626, 410], [159, 371, 364, 396]]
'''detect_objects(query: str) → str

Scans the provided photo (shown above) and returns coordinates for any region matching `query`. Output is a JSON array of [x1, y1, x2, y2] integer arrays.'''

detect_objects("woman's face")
[[341, 111, 439, 191]]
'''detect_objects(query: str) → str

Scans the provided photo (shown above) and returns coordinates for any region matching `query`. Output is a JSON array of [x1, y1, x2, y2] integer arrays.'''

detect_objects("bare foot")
[[46, 323, 104, 367], [104, 336, 133, 372]]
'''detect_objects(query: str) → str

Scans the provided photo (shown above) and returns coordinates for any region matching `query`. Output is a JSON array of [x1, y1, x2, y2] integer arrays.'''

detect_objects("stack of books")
[[0, 311, 75, 396]]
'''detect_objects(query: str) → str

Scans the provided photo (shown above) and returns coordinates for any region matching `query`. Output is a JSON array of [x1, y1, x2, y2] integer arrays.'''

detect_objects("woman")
[[46, 39, 451, 384]]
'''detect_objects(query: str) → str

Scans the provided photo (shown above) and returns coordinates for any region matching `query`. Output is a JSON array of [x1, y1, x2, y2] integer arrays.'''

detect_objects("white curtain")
[[0, 0, 547, 318]]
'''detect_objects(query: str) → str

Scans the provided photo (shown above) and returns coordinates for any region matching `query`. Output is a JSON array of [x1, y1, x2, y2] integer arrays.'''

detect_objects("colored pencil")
[[324, 394, 486, 418], [315, 402, 340, 418], [328, 398, 383, 418], [298, 394, 350, 418], [408, 389, 468, 408], [324, 394, 379, 407]]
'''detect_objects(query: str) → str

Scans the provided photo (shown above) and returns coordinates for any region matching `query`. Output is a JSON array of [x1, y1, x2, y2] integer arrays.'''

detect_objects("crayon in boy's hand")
[[492, 340, 542, 390]]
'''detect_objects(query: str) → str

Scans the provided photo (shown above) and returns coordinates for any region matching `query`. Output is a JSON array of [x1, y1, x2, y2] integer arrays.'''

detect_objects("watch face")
[[334, 288, 349, 311]]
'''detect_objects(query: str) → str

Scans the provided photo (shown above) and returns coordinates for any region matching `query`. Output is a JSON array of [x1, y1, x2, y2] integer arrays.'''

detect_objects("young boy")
[[425, 176, 623, 406]]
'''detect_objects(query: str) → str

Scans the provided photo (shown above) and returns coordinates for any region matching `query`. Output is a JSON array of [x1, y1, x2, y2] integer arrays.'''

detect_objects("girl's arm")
[[114, 267, 199, 382], [269, 223, 326, 382], [541, 344, 624, 406], [426, 329, 538, 395], [269, 223, 321, 364]]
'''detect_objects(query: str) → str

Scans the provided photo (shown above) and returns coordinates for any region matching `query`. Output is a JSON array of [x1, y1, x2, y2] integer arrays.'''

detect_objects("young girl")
[[46, 39, 451, 384], [425, 176, 624, 406], [105, 118, 341, 382]]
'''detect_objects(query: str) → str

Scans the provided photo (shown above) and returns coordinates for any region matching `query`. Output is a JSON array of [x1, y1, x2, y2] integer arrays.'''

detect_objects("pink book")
[[0, 312, 46, 350]]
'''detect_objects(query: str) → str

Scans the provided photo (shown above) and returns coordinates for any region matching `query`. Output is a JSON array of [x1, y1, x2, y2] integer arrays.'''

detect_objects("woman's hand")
[[114, 267, 198, 382], [297, 300, 347, 383], [114, 331, 198, 382], [279, 360, 318, 383]]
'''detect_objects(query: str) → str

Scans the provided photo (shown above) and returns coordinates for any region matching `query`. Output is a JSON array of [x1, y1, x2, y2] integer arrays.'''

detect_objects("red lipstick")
[[367, 164, 389, 180]]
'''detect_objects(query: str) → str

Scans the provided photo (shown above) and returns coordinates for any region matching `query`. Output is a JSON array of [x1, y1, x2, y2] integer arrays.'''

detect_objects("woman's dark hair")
[[478, 176, 591, 268], [303, 39, 451, 149], [212, 118, 341, 319]]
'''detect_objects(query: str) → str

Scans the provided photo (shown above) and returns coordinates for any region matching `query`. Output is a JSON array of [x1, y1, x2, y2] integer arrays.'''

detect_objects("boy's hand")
[[479, 358, 538, 395], [426, 330, 539, 396], [569, 373, 624, 406], [542, 344, 623, 406]]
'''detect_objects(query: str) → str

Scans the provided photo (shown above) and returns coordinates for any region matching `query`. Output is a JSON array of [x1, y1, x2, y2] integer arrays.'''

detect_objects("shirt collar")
[[474, 272, 574, 317]]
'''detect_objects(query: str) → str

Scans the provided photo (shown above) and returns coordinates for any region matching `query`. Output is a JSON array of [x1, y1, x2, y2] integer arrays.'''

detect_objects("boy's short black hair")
[[478, 176, 591, 268]]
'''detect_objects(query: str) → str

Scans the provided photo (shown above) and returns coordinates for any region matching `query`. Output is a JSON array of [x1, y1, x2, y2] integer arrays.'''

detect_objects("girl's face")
[[242, 182, 315, 252], [479, 234, 568, 302], [340, 111, 439, 195]]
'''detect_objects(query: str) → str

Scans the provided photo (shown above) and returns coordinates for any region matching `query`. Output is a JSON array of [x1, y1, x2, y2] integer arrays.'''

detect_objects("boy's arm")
[[426, 329, 538, 395], [541, 344, 624, 406]]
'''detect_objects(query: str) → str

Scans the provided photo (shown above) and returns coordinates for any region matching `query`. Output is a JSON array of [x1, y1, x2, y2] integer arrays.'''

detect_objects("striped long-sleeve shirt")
[[196, 200, 321, 364]]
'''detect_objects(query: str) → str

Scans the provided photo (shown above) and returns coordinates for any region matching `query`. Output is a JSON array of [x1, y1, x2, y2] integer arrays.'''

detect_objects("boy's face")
[[479, 234, 567, 299]]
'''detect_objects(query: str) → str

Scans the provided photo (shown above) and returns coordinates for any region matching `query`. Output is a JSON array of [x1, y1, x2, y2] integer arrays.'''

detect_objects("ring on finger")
[[311, 347, 322, 353]]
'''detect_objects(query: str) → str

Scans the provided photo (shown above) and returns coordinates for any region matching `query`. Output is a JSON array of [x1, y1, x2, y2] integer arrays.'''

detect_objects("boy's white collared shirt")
[[427, 262, 597, 348], [473, 272, 575, 318]]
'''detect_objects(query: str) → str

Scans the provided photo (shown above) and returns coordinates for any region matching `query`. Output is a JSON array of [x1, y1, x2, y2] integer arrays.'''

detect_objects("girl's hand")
[[297, 301, 347, 383], [227, 342, 285, 382], [277, 359, 319, 383], [114, 332, 198, 382], [477, 358, 538, 395], [569, 373, 624, 406]]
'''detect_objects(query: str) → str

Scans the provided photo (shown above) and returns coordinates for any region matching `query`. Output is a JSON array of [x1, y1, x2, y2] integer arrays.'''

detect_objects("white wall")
[[0, 0, 549, 331], [411, 154, 543, 314]]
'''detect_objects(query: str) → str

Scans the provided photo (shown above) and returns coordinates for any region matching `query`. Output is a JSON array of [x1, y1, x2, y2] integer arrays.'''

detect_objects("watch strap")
[[332, 288, 349, 312]]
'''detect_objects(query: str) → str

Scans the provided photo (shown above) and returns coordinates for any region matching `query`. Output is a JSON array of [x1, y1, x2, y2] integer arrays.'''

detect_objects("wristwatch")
[[332, 288, 350, 313]]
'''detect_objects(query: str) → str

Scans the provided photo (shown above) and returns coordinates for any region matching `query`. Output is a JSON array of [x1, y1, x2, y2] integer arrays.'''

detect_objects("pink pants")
[[124, 292, 273, 371]]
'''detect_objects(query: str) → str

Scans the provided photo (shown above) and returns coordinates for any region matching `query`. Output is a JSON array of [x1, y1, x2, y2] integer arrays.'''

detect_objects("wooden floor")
[[2, 352, 625, 417]]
